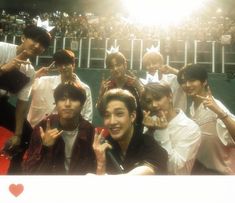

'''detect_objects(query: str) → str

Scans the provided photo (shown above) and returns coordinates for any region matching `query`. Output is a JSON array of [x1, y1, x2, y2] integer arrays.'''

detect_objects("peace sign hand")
[[195, 86, 221, 114], [93, 128, 112, 163], [39, 118, 63, 147], [99, 74, 111, 96]]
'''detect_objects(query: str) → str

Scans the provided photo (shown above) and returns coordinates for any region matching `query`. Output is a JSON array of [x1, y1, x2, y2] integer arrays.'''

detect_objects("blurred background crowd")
[[1, 7, 235, 43]]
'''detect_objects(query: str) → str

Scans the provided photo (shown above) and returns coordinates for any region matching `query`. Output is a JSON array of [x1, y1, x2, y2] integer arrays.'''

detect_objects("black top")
[[105, 125, 168, 175]]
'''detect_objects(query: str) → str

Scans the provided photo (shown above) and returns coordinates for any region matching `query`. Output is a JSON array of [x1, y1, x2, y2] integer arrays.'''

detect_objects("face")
[[143, 91, 172, 117], [22, 37, 45, 57], [103, 100, 136, 141], [108, 58, 126, 79], [184, 79, 207, 97], [145, 61, 162, 75], [58, 63, 74, 79], [56, 97, 83, 120]]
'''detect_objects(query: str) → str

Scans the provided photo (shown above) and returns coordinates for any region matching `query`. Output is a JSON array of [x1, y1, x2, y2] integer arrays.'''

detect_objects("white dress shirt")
[[27, 74, 93, 127], [153, 109, 201, 174], [190, 98, 235, 174], [0, 42, 35, 101]]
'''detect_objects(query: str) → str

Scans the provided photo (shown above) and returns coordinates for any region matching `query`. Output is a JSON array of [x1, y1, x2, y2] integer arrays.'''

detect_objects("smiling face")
[[21, 37, 46, 57], [108, 58, 126, 80], [185, 79, 207, 97], [103, 100, 136, 141], [143, 52, 163, 75], [143, 91, 172, 117]]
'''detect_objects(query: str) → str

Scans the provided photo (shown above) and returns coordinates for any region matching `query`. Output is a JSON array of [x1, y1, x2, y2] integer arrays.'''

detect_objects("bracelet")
[[217, 112, 229, 120]]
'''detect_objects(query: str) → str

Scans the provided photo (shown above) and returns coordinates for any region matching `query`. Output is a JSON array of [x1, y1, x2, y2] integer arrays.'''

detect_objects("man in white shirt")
[[178, 64, 235, 174], [27, 49, 93, 128], [141, 83, 201, 174], [0, 25, 51, 173]]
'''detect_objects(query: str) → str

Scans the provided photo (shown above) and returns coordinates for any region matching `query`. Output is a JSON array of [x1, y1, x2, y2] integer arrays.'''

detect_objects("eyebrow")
[[105, 107, 126, 113]]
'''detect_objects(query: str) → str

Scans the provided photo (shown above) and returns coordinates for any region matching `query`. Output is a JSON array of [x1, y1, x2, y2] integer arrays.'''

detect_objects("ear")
[[21, 36, 25, 43], [130, 111, 136, 123], [168, 93, 173, 102], [202, 80, 208, 89]]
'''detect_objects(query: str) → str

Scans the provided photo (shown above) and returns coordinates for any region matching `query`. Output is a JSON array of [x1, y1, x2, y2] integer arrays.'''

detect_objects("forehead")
[[105, 100, 127, 112]]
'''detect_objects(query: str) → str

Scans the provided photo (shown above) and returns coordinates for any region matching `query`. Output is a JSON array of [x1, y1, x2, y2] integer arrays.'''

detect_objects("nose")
[[186, 81, 191, 87], [152, 101, 159, 108], [34, 42, 45, 51], [109, 114, 117, 124], [65, 98, 71, 106]]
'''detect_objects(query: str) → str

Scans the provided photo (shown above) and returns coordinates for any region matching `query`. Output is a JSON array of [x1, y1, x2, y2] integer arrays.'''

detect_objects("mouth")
[[62, 109, 73, 114], [109, 126, 121, 135]]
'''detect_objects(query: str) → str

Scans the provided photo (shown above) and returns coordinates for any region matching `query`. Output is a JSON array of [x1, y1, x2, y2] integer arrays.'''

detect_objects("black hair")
[[99, 88, 137, 116], [105, 52, 127, 68], [53, 49, 75, 65], [54, 84, 86, 105], [182, 64, 208, 83], [23, 25, 51, 49]]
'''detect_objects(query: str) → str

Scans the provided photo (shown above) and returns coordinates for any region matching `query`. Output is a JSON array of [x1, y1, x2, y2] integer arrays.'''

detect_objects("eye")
[[115, 111, 124, 117], [104, 113, 111, 119]]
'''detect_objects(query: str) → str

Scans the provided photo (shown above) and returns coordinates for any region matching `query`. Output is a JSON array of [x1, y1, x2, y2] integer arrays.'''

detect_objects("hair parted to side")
[[99, 88, 137, 116], [142, 83, 172, 101], [181, 63, 208, 83], [23, 25, 51, 49], [142, 51, 163, 68], [53, 49, 75, 65], [54, 83, 86, 105], [105, 52, 127, 68]]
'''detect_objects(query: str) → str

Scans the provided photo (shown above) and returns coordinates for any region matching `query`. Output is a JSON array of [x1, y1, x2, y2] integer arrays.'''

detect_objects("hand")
[[196, 86, 223, 115], [93, 128, 112, 164], [125, 72, 144, 93], [99, 74, 111, 96], [143, 110, 168, 129], [142, 111, 157, 129], [1, 56, 30, 72], [2, 135, 22, 158], [35, 61, 56, 78], [39, 118, 63, 147]]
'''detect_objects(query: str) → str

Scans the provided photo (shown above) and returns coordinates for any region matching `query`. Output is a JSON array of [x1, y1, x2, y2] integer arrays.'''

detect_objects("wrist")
[[217, 111, 228, 120]]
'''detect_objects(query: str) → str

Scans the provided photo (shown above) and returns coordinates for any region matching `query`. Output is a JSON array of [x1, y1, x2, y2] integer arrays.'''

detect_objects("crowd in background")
[[1, 9, 235, 42]]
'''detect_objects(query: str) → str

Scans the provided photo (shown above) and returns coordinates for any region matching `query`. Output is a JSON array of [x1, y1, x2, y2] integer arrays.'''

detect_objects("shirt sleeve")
[[17, 64, 35, 101], [215, 99, 235, 146], [166, 123, 201, 175]]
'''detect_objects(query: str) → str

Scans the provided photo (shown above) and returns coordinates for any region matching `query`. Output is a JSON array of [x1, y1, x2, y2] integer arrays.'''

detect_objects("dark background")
[[0, 0, 235, 17]]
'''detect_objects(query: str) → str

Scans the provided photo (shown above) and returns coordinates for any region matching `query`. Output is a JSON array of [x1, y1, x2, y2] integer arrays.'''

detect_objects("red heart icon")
[[9, 184, 24, 197]]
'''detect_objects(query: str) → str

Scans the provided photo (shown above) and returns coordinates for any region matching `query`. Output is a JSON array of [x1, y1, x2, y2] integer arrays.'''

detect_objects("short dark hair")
[[181, 64, 208, 83], [105, 52, 127, 68], [53, 49, 75, 65], [23, 25, 51, 49], [142, 83, 172, 101], [99, 88, 137, 116], [54, 84, 86, 105]]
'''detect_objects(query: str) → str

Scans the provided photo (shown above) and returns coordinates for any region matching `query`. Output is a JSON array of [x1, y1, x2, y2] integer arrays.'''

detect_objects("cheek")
[[103, 118, 110, 126]]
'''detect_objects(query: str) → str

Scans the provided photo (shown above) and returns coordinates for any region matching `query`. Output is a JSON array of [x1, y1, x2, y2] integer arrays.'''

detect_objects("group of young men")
[[1, 24, 235, 175]]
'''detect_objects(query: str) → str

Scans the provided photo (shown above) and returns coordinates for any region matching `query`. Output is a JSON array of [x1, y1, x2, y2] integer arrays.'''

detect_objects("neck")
[[115, 76, 126, 87], [117, 125, 134, 155], [59, 116, 80, 131]]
